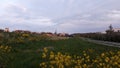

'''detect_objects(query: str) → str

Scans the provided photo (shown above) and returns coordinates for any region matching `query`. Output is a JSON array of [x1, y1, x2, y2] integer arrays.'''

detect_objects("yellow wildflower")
[[42, 53, 46, 58], [101, 53, 105, 57], [83, 64, 87, 68], [105, 57, 109, 62], [43, 48, 48, 53]]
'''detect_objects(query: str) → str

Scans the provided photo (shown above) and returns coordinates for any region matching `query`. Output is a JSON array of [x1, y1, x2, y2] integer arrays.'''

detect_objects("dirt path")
[[81, 37, 120, 48]]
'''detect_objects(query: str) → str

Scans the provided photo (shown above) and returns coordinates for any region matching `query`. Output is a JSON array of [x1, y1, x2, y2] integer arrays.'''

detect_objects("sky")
[[0, 0, 120, 33]]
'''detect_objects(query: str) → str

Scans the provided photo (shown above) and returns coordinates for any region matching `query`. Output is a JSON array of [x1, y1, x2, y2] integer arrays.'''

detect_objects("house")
[[58, 33, 69, 37], [13, 30, 31, 34], [113, 28, 120, 32], [41, 32, 54, 37], [4, 28, 9, 32], [13, 30, 24, 33]]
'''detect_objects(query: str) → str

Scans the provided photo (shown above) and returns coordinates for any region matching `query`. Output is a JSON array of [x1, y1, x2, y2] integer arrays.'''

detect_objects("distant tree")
[[106, 24, 114, 35]]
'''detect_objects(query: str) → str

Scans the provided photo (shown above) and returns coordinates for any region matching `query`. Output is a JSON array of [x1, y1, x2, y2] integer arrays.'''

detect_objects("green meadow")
[[0, 32, 120, 68]]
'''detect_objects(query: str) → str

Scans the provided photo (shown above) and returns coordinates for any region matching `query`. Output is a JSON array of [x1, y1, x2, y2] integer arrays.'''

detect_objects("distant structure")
[[13, 30, 31, 34], [58, 33, 69, 37], [109, 24, 113, 31], [113, 28, 120, 32], [4, 28, 9, 32], [54, 29, 57, 35], [106, 24, 114, 34], [106, 24, 120, 35]]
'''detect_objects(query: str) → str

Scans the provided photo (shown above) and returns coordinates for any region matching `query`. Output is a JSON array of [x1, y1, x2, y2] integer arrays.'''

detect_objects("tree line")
[[72, 25, 120, 42]]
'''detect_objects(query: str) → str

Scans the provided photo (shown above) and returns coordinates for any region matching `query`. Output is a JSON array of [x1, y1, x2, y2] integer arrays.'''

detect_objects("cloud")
[[0, 0, 120, 33], [55, 9, 120, 33], [0, 3, 56, 32], [6, 4, 27, 12], [107, 10, 120, 20]]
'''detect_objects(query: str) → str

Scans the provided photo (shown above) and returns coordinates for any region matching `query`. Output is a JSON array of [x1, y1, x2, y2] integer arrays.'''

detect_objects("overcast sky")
[[0, 0, 120, 33]]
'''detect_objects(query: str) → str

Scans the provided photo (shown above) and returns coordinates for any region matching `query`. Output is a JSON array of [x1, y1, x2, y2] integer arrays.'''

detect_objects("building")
[[4, 28, 9, 32], [113, 28, 120, 32], [13, 30, 31, 34], [58, 33, 69, 37]]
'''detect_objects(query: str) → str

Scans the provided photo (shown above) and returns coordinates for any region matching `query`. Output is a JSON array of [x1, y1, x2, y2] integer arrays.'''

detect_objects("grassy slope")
[[7, 37, 120, 68]]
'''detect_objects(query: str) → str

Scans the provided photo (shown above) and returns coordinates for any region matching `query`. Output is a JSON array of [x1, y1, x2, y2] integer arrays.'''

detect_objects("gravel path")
[[81, 37, 120, 48]]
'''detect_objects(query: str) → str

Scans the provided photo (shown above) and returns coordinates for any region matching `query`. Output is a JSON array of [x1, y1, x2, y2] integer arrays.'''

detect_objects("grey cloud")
[[55, 9, 120, 33], [0, 3, 56, 32], [1, 0, 120, 33]]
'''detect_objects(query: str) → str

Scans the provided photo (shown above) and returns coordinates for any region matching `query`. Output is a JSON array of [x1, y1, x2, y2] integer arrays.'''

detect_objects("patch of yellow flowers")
[[0, 45, 12, 53], [40, 48, 120, 68], [0, 45, 12, 68], [22, 34, 29, 37]]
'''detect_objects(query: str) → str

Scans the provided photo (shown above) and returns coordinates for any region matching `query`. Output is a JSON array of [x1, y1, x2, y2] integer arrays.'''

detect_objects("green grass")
[[5, 37, 120, 68]]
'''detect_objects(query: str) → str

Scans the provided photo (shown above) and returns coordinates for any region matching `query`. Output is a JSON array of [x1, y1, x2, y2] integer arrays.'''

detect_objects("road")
[[81, 37, 120, 48]]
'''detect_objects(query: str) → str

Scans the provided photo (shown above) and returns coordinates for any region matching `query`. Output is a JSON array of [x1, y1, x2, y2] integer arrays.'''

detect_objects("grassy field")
[[0, 32, 120, 68], [1, 37, 118, 68]]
